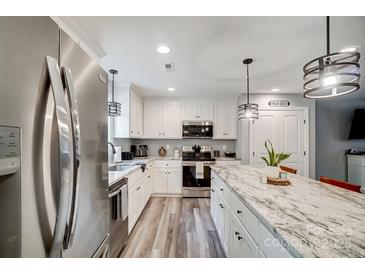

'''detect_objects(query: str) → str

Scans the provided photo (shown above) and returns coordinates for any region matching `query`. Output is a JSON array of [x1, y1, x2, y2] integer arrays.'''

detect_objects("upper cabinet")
[[144, 100, 181, 139], [113, 83, 143, 138], [182, 101, 214, 121], [214, 100, 237, 139]]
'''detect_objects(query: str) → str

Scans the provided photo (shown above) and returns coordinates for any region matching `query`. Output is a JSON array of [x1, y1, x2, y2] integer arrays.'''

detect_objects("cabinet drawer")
[[258, 223, 293, 258], [216, 175, 230, 201], [126, 168, 144, 190], [154, 160, 181, 168], [230, 192, 259, 244]]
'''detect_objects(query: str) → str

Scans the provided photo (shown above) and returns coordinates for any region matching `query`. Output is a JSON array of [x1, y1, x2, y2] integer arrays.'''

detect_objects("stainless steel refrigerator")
[[0, 17, 110, 258]]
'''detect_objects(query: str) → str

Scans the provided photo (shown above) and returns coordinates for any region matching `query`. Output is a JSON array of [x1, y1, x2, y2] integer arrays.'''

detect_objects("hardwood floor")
[[120, 197, 226, 258]]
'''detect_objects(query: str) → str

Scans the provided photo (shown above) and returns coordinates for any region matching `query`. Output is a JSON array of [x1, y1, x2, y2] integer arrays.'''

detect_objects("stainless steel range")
[[182, 145, 215, 198]]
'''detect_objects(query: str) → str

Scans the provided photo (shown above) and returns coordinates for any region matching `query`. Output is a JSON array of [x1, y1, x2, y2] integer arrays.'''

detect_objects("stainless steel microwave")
[[182, 121, 213, 139]]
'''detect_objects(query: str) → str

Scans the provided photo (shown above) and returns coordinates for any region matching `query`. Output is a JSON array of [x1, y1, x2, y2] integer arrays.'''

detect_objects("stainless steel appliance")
[[122, 152, 134, 160], [131, 144, 149, 157], [109, 178, 128, 257], [182, 121, 213, 139], [0, 17, 109, 258], [182, 145, 215, 197]]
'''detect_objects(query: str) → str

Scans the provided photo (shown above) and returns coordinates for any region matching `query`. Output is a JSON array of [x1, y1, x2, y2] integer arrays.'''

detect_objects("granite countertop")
[[108, 156, 182, 186], [210, 162, 365, 258]]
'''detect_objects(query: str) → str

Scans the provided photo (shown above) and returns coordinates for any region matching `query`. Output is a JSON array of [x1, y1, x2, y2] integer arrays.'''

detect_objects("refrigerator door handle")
[[45, 56, 72, 258], [62, 66, 81, 250]]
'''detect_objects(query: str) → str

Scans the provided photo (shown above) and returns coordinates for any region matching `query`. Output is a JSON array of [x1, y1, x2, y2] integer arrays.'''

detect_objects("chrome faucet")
[[108, 142, 116, 154]]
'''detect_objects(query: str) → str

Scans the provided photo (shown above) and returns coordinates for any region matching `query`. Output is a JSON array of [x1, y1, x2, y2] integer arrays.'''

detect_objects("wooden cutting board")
[[267, 176, 291, 186]]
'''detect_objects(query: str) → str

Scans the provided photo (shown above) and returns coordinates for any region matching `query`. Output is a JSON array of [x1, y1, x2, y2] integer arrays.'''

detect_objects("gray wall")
[[315, 92, 365, 181], [236, 93, 316, 179]]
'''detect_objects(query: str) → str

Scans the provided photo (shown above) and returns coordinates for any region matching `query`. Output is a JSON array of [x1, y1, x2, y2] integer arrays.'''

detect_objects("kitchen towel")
[[196, 162, 204, 179], [121, 184, 128, 221]]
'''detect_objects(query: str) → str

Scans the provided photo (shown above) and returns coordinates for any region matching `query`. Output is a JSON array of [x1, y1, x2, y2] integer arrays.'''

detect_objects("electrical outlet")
[[222, 145, 227, 151]]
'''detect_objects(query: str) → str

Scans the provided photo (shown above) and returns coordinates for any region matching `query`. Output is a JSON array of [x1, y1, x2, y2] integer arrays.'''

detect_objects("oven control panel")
[[0, 126, 20, 176]]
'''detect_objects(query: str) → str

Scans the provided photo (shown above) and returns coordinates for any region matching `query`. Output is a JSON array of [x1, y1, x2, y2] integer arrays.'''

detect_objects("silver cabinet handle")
[[46, 56, 72, 258], [62, 67, 81, 250]]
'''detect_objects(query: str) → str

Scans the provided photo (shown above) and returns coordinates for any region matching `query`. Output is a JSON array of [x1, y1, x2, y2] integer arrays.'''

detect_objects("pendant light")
[[108, 69, 121, 116], [238, 58, 259, 120], [303, 16, 360, 99]]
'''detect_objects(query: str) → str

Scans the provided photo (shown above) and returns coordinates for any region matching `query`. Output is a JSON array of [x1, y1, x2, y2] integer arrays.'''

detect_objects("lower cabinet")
[[153, 161, 182, 195], [127, 167, 153, 234], [211, 170, 293, 258]]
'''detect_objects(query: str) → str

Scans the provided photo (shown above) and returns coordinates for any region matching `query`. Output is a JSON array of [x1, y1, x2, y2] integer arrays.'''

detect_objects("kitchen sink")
[[109, 165, 133, 172]]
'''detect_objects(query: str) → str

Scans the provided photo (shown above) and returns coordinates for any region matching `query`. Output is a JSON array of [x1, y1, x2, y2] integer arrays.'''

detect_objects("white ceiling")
[[70, 16, 365, 97]]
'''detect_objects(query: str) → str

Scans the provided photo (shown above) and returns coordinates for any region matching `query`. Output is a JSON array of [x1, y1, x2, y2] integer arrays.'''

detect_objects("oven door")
[[182, 121, 213, 139], [183, 164, 211, 187]]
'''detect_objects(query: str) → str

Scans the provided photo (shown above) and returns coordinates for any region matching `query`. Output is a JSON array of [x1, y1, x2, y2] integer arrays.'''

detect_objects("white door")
[[277, 111, 305, 174], [250, 109, 308, 176], [167, 168, 182, 194], [153, 168, 168, 193], [182, 102, 198, 120], [198, 101, 214, 121], [144, 101, 163, 138], [163, 102, 181, 138], [251, 112, 278, 167]]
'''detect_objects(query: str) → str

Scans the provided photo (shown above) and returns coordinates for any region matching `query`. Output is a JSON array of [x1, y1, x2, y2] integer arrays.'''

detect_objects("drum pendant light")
[[238, 58, 259, 120], [303, 16, 360, 99], [108, 69, 121, 116]]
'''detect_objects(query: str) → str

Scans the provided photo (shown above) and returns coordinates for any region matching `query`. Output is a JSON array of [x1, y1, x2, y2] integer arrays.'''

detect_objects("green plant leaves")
[[261, 139, 291, 166]]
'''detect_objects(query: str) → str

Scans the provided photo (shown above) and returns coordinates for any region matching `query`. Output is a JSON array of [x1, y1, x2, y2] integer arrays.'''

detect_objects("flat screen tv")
[[348, 109, 365, 139]]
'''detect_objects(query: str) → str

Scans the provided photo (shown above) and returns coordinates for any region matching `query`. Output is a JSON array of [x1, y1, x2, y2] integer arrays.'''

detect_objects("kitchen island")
[[210, 162, 365, 258]]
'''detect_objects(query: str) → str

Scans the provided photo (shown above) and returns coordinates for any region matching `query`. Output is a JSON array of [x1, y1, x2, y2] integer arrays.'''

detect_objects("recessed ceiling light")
[[340, 47, 357, 53], [167, 87, 176, 92], [157, 45, 170, 54], [271, 88, 280, 92]]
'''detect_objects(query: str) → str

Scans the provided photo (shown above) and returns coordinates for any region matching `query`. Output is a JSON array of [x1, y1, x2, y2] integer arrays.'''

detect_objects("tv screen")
[[348, 109, 365, 139]]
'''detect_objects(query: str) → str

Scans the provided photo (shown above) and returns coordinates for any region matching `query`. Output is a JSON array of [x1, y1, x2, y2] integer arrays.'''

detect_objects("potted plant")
[[261, 139, 291, 166]]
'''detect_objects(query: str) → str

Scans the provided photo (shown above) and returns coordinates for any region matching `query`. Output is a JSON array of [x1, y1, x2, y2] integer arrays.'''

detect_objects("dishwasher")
[[109, 177, 128, 257]]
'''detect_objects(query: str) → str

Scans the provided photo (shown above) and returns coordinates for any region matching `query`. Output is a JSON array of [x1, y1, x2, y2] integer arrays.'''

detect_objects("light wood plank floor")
[[120, 197, 226, 258]]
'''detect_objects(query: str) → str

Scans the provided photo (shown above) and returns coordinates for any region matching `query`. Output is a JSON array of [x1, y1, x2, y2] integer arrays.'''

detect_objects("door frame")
[[249, 106, 309, 177]]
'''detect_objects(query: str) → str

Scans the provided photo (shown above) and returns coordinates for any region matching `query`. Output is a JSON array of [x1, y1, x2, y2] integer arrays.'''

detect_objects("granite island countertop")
[[210, 162, 365, 258]]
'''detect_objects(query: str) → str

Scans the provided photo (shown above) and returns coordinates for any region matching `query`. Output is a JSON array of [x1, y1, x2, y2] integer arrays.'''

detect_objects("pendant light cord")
[[326, 16, 330, 55], [246, 63, 250, 104]]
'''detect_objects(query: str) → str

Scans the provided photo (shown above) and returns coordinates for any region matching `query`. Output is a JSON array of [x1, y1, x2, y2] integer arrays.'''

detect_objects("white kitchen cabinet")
[[153, 161, 182, 195], [113, 83, 143, 138], [210, 170, 293, 258], [144, 101, 181, 139], [153, 168, 168, 193], [214, 100, 237, 139], [182, 101, 213, 121]]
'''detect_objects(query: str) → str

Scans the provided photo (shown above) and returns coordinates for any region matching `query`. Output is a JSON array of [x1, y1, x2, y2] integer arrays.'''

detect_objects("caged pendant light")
[[108, 69, 121, 116], [238, 58, 259, 120], [303, 16, 360, 99]]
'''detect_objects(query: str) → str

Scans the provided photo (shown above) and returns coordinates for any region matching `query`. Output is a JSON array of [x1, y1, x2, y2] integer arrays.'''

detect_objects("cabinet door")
[[198, 101, 214, 121], [163, 102, 181, 138], [144, 101, 163, 138], [130, 92, 139, 137], [153, 168, 168, 193], [226, 101, 237, 139], [214, 101, 227, 138], [136, 95, 144, 137], [221, 197, 231, 255], [210, 181, 218, 225], [167, 168, 182, 194], [182, 102, 198, 120], [230, 214, 245, 257]]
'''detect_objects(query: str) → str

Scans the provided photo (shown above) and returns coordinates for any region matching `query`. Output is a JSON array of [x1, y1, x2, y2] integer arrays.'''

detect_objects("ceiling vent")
[[163, 62, 175, 72]]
